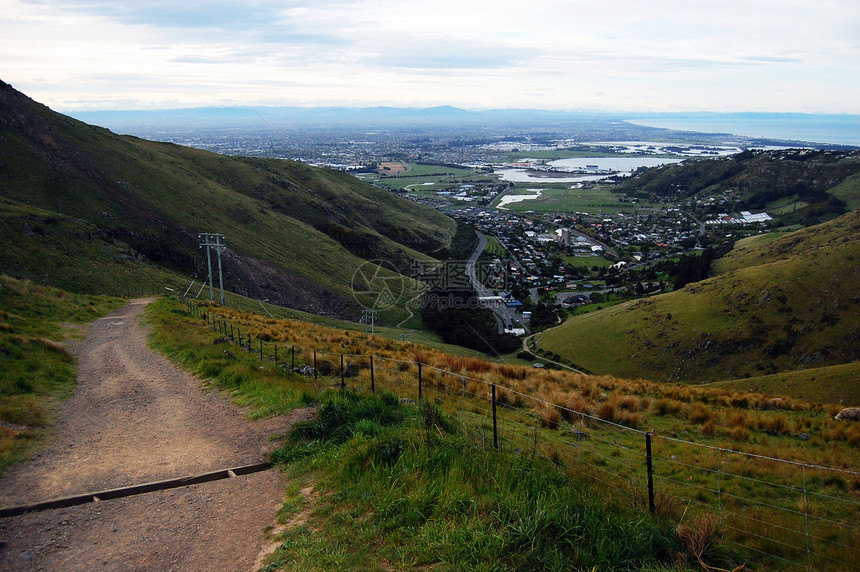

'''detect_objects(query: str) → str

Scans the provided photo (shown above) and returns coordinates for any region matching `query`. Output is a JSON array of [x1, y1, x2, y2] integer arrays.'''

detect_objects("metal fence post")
[[645, 433, 655, 514], [492, 384, 498, 451]]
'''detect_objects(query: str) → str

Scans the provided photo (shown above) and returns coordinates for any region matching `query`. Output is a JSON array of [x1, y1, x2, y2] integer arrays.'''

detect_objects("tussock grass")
[[148, 297, 859, 570]]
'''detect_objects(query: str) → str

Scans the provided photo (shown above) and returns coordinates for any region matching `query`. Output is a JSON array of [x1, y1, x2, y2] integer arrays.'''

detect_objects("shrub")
[[535, 401, 561, 429], [597, 400, 617, 422], [727, 411, 748, 429], [498, 364, 525, 380], [619, 395, 641, 412], [618, 411, 641, 429], [687, 402, 715, 425], [764, 414, 791, 436], [653, 398, 684, 416], [730, 425, 750, 442]]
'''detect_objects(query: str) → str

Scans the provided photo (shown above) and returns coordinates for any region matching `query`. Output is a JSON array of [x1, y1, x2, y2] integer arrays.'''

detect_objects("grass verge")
[[0, 276, 123, 474], [263, 393, 711, 571]]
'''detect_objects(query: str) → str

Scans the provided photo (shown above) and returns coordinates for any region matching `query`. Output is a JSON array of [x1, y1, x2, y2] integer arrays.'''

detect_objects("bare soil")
[[0, 298, 307, 570]]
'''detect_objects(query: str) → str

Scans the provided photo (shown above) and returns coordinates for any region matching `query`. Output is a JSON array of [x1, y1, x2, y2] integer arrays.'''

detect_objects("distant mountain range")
[[67, 106, 860, 147]]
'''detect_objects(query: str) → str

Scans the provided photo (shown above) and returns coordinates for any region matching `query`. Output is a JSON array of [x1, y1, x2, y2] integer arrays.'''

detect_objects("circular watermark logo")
[[351, 259, 405, 311]]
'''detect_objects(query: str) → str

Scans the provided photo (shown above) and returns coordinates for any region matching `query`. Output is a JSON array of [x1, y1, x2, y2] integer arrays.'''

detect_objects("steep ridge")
[[0, 80, 455, 320], [536, 210, 860, 384]]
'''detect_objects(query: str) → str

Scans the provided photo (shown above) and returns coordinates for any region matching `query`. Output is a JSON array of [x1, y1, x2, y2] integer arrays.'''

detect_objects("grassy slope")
[[0, 81, 455, 321], [5, 284, 856, 568], [704, 361, 860, 405], [617, 149, 860, 227], [0, 198, 185, 296], [0, 277, 123, 474], [535, 211, 860, 389], [147, 297, 857, 570], [828, 171, 860, 210]]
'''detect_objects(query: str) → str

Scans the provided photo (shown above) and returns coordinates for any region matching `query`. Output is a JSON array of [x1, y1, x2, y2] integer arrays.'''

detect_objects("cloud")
[[3, 0, 859, 112], [366, 38, 533, 70], [45, 0, 297, 29]]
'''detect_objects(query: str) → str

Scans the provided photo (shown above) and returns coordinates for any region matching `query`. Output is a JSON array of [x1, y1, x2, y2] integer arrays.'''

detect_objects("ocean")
[[627, 114, 860, 147]]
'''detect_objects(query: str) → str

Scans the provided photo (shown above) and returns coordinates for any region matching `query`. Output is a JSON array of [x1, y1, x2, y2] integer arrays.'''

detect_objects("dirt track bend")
[[0, 298, 301, 571]]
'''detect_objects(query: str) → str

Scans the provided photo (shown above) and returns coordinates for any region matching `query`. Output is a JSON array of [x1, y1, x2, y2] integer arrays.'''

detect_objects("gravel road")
[[0, 298, 301, 571]]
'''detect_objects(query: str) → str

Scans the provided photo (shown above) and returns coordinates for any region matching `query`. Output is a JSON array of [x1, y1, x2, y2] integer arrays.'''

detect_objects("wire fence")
[[187, 300, 860, 571]]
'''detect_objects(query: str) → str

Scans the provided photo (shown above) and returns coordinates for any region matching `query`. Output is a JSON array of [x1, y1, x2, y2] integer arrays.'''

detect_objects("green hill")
[[617, 148, 860, 227], [535, 210, 860, 388], [0, 80, 455, 322]]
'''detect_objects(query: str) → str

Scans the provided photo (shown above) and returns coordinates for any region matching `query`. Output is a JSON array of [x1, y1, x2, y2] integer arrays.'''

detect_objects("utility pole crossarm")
[[198, 232, 226, 305]]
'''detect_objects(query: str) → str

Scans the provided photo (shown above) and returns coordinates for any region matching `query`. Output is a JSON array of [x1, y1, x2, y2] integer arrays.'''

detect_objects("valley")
[[1, 80, 859, 571]]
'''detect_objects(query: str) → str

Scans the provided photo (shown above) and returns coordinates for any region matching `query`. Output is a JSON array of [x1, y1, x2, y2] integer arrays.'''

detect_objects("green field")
[[703, 361, 860, 405], [561, 255, 612, 268], [482, 235, 507, 257], [495, 186, 669, 214], [372, 163, 491, 191]]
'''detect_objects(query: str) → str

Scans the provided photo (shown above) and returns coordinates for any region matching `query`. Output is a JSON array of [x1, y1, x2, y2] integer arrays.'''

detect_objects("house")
[[563, 294, 590, 306]]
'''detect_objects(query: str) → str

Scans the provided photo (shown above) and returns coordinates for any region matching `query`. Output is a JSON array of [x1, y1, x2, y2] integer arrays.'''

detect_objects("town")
[[132, 123, 817, 334]]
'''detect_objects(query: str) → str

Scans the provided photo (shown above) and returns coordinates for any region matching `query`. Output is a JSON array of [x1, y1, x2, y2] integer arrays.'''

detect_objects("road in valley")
[[465, 231, 519, 333]]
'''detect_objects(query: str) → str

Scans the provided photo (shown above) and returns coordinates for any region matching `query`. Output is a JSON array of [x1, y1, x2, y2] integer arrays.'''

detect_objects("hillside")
[[3, 277, 858, 569], [534, 211, 860, 392], [0, 80, 456, 321], [617, 148, 860, 227]]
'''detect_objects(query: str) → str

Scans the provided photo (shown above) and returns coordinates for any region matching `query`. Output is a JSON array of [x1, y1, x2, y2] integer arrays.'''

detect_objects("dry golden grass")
[[197, 299, 859, 454], [687, 402, 716, 425]]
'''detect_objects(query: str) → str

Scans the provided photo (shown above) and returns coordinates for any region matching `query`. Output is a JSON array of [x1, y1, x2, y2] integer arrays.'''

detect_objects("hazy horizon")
[[65, 104, 860, 147]]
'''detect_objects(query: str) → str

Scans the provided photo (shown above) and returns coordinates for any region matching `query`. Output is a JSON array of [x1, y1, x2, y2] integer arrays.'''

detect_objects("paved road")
[[520, 332, 586, 374], [466, 231, 518, 333]]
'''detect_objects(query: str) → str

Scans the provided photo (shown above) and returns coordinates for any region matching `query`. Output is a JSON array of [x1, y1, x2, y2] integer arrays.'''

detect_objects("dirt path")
[[0, 298, 302, 570]]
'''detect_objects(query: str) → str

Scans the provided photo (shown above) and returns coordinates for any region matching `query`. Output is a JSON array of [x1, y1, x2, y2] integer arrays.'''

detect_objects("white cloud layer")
[[2, 0, 859, 112]]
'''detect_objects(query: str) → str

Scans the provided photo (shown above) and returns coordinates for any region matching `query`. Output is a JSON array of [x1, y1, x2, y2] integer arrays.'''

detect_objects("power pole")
[[362, 309, 377, 335], [214, 234, 225, 305], [198, 233, 226, 305], [203, 234, 213, 301]]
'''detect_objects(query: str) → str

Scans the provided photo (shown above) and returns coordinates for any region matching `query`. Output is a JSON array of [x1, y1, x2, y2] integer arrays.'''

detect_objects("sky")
[[2, 0, 860, 113]]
